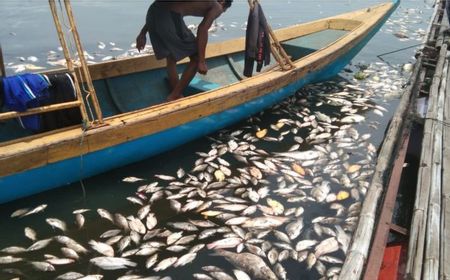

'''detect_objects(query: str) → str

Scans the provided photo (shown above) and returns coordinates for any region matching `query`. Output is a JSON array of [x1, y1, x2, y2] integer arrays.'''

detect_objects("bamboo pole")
[[442, 55, 450, 280], [63, 0, 103, 124], [48, 0, 89, 125], [423, 58, 446, 280], [339, 47, 425, 280], [0, 101, 81, 120], [406, 42, 448, 280], [0, 44, 6, 77]]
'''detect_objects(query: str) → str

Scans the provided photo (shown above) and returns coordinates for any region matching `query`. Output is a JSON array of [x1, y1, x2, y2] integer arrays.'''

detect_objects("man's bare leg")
[[166, 56, 179, 91], [167, 55, 198, 101]]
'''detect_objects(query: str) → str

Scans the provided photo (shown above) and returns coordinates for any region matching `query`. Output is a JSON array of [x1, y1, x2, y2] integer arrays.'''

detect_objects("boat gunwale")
[[0, 2, 394, 177]]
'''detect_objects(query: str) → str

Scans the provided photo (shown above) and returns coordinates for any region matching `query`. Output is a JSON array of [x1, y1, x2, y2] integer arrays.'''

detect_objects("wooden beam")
[[0, 101, 81, 121], [48, 0, 89, 124], [63, 0, 103, 124]]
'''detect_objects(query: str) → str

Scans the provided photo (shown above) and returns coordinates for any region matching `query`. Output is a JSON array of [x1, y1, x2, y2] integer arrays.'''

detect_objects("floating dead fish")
[[89, 240, 114, 257], [46, 218, 67, 232], [214, 249, 278, 280], [122, 176, 144, 183], [90, 257, 137, 270]]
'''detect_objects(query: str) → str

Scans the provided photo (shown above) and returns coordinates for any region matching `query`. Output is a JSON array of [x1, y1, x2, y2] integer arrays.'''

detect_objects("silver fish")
[[27, 238, 53, 251], [0, 256, 23, 264], [242, 215, 289, 229], [90, 257, 137, 270], [314, 237, 339, 257], [89, 240, 114, 257], [1, 246, 26, 254], [24, 227, 37, 241], [174, 252, 197, 267], [214, 249, 277, 280], [154, 257, 178, 272], [30, 261, 55, 271], [55, 272, 85, 280]]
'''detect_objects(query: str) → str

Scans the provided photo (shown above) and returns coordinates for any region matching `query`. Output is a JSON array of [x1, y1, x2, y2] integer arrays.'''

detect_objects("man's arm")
[[196, 3, 223, 74], [136, 23, 148, 52]]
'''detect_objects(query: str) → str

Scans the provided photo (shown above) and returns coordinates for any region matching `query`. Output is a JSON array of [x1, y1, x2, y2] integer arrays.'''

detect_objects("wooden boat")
[[0, 0, 399, 204]]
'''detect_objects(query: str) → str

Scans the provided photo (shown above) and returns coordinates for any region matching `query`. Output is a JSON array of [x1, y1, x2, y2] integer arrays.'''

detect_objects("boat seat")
[[186, 77, 221, 95]]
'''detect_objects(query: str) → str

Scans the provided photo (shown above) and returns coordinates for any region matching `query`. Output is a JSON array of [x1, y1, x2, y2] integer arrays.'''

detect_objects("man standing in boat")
[[136, 0, 233, 101]]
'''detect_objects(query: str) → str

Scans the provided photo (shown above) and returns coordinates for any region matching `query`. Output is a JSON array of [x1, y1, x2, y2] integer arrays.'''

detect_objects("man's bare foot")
[[167, 94, 184, 102]]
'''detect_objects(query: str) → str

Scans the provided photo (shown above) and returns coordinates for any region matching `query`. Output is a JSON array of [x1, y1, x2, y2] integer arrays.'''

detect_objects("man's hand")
[[198, 60, 208, 75], [136, 32, 147, 52]]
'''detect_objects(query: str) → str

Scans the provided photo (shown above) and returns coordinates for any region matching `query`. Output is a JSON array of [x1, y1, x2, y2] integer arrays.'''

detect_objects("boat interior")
[[0, 18, 360, 143]]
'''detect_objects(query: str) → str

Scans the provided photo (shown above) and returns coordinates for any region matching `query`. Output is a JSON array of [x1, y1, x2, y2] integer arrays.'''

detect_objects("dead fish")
[[214, 249, 277, 280], [0, 256, 23, 264], [55, 272, 85, 280], [146, 213, 158, 230], [174, 252, 197, 267], [295, 240, 318, 252], [54, 236, 89, 254], [27, 238, 53, 251], [207, 237, 242, 249], [29, 262, 55, 272], [46, 258, 76, 265], [90, 257, 137, 270], [145, 254, 158, 269], [128, 217, 146, 234], [46, 218, 67, 232], [61, 247, 80, 260], [314, 237, 339, 257], [275, 150, 322, 161], [154, 257, 178, 272], [122, 176, 143, 183], [155, 174, 176, 181], [341, 114, 365, 123], [167, 231, 184, 245], [75, 213, 85, 229], [21, 204, 48, 217], [168, 222, 198, 232], [1, 246, 26, 254], [97, 208, 114, 222], [242, 215, 289, 229], [10, 208, 30, 218], [89, 240, 114, 257]]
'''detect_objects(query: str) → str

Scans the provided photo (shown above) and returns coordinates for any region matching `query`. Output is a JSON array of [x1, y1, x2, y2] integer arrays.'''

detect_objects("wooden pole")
[[48, 0, 89, 125], [63, 0, 104, 124], [0, 101, 81, 120], [0, 44, 6, 77]]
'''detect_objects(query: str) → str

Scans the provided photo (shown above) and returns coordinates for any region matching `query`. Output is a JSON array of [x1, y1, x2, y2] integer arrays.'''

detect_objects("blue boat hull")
[[0, 3, 398, 204]]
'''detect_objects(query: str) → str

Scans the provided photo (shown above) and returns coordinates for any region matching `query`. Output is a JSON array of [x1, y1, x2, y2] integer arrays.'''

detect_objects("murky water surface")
[[0, 0, 434, 279]]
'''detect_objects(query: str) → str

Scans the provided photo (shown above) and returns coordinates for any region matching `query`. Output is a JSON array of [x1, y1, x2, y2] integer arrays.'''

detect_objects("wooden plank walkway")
[[406, 0, 450, 278]]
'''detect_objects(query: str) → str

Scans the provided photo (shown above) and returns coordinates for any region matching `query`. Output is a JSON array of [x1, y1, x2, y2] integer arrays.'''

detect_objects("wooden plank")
[[0, 101, 81, 121]]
